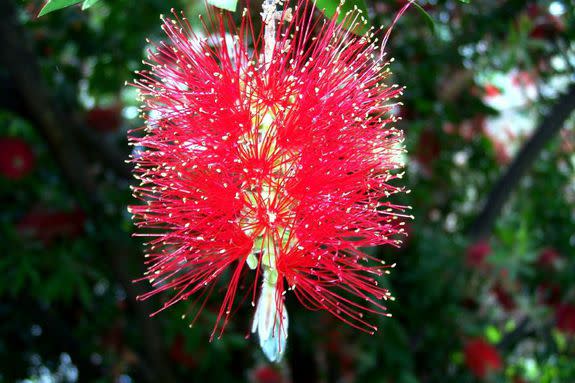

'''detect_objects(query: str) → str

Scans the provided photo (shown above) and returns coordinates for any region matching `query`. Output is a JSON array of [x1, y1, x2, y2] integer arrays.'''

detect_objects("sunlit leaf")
[[315, 0, 370, 35], [207, 0, 238, 12], [485, 325, 502, 343], [38, 0, 83, 16], [82, 0, 101, 10]]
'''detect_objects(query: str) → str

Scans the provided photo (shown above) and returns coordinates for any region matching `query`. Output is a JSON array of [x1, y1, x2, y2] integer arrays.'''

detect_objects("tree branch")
[[468, 83, 575, 240], [0, 2, 98, 204], [0, 11, 131, 183], [0, 2, 175, 382]]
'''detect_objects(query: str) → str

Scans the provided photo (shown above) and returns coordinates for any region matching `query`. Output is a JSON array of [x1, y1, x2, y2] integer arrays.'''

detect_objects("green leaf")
[[411, 1, 436, 34], [315, 0, 371, 35], [82, 0, 101, 10], [485, 325, 502, 343], [38, 0, 83, 16], [207, 0, 238, 12]]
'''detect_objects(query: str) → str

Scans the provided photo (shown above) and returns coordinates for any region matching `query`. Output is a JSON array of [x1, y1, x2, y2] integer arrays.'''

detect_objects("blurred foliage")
[[0, 0, 574, 382]]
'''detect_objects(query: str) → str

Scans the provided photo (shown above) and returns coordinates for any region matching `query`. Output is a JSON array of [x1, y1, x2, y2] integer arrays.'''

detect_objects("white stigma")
[[251, 270, 288, 362], [248, 1, 292, 361]]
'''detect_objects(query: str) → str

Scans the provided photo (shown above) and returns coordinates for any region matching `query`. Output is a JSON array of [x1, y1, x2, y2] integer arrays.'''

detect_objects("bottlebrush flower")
[[463, 338, 503, 379], [16, 208, 86, 245], [169, 334, 197, 369], [483, 84, 501, 98], [536, 282, 562, 307], [414, 128, 440, 177], [86, 105, 122, 133], [0, 137, 35, 180], [555, 304, 575, 335], [465, 240, 491, 269], [129, 0, 409, 361], [492, 283, 515, 312], [251, 364, 283, 383], [527, 4, 565, 40], [537, 247, 562, 270]]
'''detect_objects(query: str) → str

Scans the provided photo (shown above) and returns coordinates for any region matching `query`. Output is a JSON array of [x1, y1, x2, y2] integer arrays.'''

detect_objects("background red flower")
[[17, 208, 86, 245], [555, 304, 575, 335], [466, 240, 491, 269], [464, 338, 503, 379], [86, 105, 122, 133], [0, 137, 35, 180]]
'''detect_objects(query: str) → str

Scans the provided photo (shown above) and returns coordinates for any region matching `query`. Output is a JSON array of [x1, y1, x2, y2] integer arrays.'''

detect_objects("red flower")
[[415, 129, 440, 177], [511, 71, 536, 88], [555, 304, 575, 335], [537, 247, 561, 269], [252, 365, 283, 383], [0, 137, 35, 180], [86, 106, 122, 133], [460, 115, 485, 141], [17, 209, 86, 245], [492, 284, 515, 312], [491, 140, 511, 165], [464, 338, 503, 379], [536, 283, 562, 307], [129, 0, 409, 361], [466, 240, 491, 268], [560, 129, 574, 154], [169, 335, 197, 369], [484, 84, 501, 98], [526, 5, 565, 40], [443, 116, 484, 141]]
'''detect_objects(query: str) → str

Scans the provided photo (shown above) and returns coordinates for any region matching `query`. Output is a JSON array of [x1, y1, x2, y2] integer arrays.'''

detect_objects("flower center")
[[239, 103, 296, 361]]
